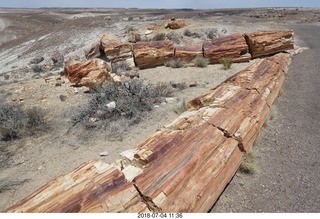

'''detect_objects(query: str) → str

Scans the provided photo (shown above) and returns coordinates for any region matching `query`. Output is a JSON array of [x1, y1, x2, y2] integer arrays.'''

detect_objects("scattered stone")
[[51, 52, 64, 67], [128, 31, 141, 43], [145, 30, 153, 35], [59, 95, 67, 102], [189, 82, 198, 87], [106, 101, 116, 109], [85, 42, 103, 60], [99, 151, 109, 157], [165, 97, 178, 104], [29, 56, 44, 65]]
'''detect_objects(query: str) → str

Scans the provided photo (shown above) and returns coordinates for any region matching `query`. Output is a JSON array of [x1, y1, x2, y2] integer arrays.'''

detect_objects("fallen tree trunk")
[[244, 30, 294, 58], [203, 33, 251, 64], [5, 161, 149, 213]]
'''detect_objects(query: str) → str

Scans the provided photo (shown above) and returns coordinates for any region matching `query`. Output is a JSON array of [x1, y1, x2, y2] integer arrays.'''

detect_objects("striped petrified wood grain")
[[244, 30, 294, 58], [4, 53, 292, 213], [203, 33, 251, 64], [5, 161, 149, 213]]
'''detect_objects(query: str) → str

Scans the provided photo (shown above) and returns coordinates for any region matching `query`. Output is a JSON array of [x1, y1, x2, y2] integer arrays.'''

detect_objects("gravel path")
[[211, 24, 320, 212]]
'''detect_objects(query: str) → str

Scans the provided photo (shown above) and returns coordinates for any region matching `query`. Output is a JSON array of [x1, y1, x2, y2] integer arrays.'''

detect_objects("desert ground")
[[0, 7, 319, 212]]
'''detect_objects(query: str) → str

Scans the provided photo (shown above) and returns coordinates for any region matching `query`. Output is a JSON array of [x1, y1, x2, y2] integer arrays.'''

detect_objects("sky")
[[0, 0, 319, 9]]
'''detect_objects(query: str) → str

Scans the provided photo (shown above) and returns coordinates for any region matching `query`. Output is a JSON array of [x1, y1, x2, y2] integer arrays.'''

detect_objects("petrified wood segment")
[[203, 34, 251, 64], [132, 40, 174, 69], [5, 161, 149, 213], [64, 58, 113, 88], [244, 30, 294, 58], [133, 123, 242, 212], [175, 45, 203, 62]]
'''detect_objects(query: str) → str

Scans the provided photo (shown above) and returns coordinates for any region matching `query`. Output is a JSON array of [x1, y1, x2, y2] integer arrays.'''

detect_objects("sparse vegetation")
[[126, 26, 136, 33], [165, 59, 185, 68], [71, 80, 174, 138], [153, 33, 166, 41], [31, 64, 46, 73], [166, 32, 180, 44], [239, 151, 257, 174], [192, 56, 209, 68], [206, 28, 218, 39], [184, 29, 193, 37], [219, 57, 233, 70], [112, 61, 131, 74], [0, 103, 47, 140]]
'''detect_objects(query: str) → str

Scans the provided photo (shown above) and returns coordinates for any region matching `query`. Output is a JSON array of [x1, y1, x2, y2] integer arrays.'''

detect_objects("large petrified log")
[[175, 45, 203, 62], [203, 33, 251, 64], [131, 125, 242, 212], [244, 30, 294, 58], [132, 40, 174, 69], [64, 58, 113, 88], [5, 161, 149, 213]]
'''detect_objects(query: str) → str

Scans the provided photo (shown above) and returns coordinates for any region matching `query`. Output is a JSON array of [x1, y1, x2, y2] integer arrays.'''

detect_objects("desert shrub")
[[153, 33, 166, 41], [192, 56, 209, 68], [165, 59, 185, 68], [184, 29, 193, 37], [31, 64, 46, 73], [0, 103, 47, 140], [206, 28, 218, 39], [170, 81, 187, 90], [126, 26, 136, 33], [72, 80, 174, 132], [219, 57, 233, 70], [239, 151, 257, 174], [112, 61, 131, 74], [166, 32, 180, 44]]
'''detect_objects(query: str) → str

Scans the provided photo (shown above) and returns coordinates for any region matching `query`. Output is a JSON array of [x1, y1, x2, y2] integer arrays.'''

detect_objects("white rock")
[[145, 30, 153, 35], [99, 151, 109, 156], [106, 101, 116, 109], [165, 97, 178, 103]]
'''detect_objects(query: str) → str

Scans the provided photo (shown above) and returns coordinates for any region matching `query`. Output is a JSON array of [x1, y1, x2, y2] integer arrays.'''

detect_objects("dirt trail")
[[211, 24, 320, 212]]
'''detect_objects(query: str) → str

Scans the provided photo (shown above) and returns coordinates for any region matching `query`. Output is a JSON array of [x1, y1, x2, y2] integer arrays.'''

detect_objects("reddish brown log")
[[244, 30, 294, 58], [64, 58, 113, 88], [132, 40, 174, 69], [175, 45, 203, 62], [203, 34, 251, 64], [4, 161, 149, 213], [132, 123, 242, 212]]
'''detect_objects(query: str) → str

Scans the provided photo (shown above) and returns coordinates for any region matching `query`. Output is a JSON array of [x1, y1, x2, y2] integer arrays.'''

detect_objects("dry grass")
[[165, 59, 185, 68], [219, 57, 233, 70], [239, 150, 257, 175], [192, 56, 209, 68]]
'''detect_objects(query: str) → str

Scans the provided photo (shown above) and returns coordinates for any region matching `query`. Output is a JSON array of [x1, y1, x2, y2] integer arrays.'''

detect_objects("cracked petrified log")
[[244, 30, 294, 58], [175, 45, 203, 62], [132, 40, 174, 69], [203, 33, 251, 64], [5, 161, 149, 213], [64, 58, 113, 88]]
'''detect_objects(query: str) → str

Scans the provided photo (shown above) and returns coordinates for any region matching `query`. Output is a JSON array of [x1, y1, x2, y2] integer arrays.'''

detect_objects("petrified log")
[[175, 45, 203, 62], [131, 124, 242, 212], [203, 33, 251, 64], [244, 30, 294, 58], [64, 58, 113, 88], [5, 161, 149, 213], [165, 19, 186, 29], [132, 40, 174, 69]]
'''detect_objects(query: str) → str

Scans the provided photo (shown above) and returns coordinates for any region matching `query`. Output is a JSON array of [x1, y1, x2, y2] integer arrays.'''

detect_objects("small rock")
[[165, 97, 178, 104], [3, 74, 9, 80], [29, 56, 44, 65], [145, 30, 153, 35], [99, 151, 109, 156], [189, 82, 198, 87], [59, 95, 67, 102], [106, 101, 116, 109]]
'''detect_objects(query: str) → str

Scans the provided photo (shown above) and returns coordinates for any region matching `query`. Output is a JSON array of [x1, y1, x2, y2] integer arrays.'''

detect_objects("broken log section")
[[4, 53, 292, 213]]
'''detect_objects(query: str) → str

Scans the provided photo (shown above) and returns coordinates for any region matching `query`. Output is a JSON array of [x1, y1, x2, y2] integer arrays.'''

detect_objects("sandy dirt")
[[0, 7, 319, 212]]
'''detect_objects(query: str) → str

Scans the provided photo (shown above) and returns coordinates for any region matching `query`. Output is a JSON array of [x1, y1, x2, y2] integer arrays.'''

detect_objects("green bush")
[[165, 59, 185, 68], [219, 57, 233, 70], [192, 56, 209, 68]]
